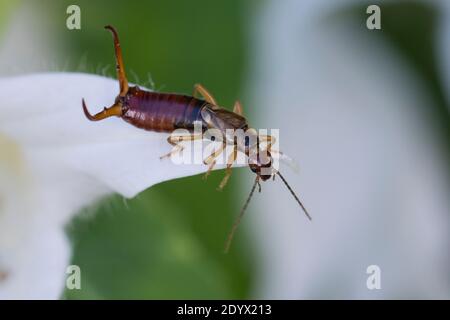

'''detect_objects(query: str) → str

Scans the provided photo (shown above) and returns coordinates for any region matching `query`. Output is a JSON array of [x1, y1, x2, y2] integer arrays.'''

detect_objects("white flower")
[[0, 73, 222, 299]]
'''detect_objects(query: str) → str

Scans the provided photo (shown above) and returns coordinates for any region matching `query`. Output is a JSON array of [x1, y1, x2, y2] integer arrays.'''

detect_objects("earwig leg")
[[193, 84, 218, 105], [105, 25, 129, 97], [159, 134, 203, 159], [203, 142, 225, 165], [203, 160, 217, 180], [160, 144, 184, 160], [202, 142, 226, 180], [217, 144, 238, 191], [233, 100, 243, 115]]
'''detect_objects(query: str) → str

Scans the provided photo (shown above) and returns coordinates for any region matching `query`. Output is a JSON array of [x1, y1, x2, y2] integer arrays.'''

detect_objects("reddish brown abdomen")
[[122, 87, 207, 132]]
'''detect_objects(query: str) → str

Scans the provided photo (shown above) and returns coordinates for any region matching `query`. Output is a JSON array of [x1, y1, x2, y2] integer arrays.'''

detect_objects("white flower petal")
[[0, 73, 220, 197]]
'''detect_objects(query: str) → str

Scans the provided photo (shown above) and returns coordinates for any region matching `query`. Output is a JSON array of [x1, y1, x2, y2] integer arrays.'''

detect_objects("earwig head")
[[248, 151, 273, 181], [244, 128, 274, 181]]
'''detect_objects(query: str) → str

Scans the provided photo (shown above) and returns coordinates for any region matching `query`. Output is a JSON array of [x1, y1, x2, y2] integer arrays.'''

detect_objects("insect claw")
[[82, 99, 122, 121], [82, 98, 95, 121]]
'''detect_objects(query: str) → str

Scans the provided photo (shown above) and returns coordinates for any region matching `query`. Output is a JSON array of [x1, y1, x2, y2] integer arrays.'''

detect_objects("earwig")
[[82, 26, 311, 252]]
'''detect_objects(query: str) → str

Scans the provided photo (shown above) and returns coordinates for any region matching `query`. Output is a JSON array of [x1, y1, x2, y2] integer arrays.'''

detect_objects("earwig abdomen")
[[121, 86, 208, 132]]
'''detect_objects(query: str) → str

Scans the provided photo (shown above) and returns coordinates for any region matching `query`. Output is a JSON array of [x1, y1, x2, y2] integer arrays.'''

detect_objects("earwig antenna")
[[224, 176, 260, 253], [276, 171, 312, 221]]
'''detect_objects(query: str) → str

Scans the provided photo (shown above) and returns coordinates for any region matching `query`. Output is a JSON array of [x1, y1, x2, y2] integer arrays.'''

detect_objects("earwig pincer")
[[82, 26, 311, 252]]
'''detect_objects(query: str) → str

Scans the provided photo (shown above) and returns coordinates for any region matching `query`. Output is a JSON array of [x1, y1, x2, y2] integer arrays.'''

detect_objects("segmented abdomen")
[[122, 87, 207, 132]]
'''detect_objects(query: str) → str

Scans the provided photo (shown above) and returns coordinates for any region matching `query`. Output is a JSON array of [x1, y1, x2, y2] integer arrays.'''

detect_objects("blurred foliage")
[[373, 2, 450, 149], [331, 1, 449, 155], [0, 1, 16, 36], [23, 0, 257, 299]]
